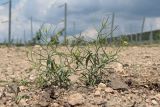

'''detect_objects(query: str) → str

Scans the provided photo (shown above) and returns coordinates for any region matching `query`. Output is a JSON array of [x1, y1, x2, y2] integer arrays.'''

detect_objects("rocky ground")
[[0, 45, 160, 107]]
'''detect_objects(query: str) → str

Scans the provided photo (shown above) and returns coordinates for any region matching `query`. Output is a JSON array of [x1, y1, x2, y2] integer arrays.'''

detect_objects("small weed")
[[66, 18, 119, 86], [28, 18, 120, 88], [15, 95, 30, 104], [19, 79, 29, 86], [28, 25, 73, 89]]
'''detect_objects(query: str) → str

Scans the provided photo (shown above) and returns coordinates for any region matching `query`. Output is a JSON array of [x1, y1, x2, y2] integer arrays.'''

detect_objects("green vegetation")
[[19, 79, 30, 86], [28, 18, 120, 89]]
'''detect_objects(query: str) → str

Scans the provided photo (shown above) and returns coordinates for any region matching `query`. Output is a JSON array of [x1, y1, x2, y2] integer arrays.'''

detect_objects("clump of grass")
[[28, 26, 73, 89], [28, 17, 120, 88], [81, 49, 118, 86], [69, 18, 120, 86]]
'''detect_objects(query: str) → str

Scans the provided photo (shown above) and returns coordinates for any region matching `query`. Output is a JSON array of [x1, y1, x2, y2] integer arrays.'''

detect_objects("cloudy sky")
[[0, 0, 160, 42]]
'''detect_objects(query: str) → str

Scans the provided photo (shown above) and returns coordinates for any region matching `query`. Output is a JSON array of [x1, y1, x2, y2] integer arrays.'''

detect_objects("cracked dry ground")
[[0, 46, 160, 107]]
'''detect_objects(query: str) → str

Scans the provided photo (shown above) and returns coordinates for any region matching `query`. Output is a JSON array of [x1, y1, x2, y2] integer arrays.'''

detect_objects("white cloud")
[[0, 0, 59, 41], [81, 28, 98, 40]]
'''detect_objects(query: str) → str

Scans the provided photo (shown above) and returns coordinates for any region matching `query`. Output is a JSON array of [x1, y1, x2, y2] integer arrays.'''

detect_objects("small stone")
[[110, 62, 124, 73], [68, 93, 85, 106], [63, 102, 70, 107], [132, 90, 139, 93], [108, 75, 129, 90], [32, 104, 42, 107], [98, 83, 106, 90], [51, 103, 59, 107], [105, 87, 114, 93], [0, 87, 5, 91], [155, 94, 160, 100], [39, 101, 49, 107], [19, 86, 28, 92], [19, 99, 29, 106], [29, 74, 36, 81], [94, 90, 101, 96], [93, 97, 106, 105], [30, 91, 51, 107], [142, 94, 147, 98], [151, 99, 158, 105], [7, 83, 20, 95], [41, 91, 51, 101], [145, 99, 150, 103], [95, 87, 101, 91], [0, 92, 5, 99], [0, 87, 5, 99]]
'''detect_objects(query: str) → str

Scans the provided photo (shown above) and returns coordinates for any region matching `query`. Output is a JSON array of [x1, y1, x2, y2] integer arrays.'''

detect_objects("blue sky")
[[0, 0, 160, 41], [0, 0, 19, 7], [0, 0, 8, 4]]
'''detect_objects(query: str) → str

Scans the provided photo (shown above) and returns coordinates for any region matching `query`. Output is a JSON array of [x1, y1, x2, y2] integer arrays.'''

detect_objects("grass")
[[19, 79, 30, 86], [27, 18, 121, 88]]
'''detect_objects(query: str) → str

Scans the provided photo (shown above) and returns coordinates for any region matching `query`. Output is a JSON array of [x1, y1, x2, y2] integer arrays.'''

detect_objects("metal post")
[[140, 17, 145, 42], [73, 21, 76, 34], [8, 0, 12, 44], [130, 34, 133, 42], [110, 12, 115, 43], [129, 25, 133, 42], [30, 17, 33, 39], [24, 30, 26, 44], [149, 26, 153, 44], [64, 3, 67, 44], [135, 34, 138, 43]]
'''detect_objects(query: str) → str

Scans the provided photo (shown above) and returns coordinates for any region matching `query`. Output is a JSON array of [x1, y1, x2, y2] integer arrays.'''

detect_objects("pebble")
[[19, 86, 28, 92], [98, 83, 106, 90], [155, 94, 160, 100], [29, 74, 36, 81], [151, 99, 158, 105], [0, 87, 5, 99], [94, 90, 101, 96], [68, 93, 85, 106], [51, 103, 59, 107], [7, 83, 20, 95], [105, 87, 114, 93], [19, 99, 29, 106], [0, 92, 5, 99], [109, 75, 129, 90]]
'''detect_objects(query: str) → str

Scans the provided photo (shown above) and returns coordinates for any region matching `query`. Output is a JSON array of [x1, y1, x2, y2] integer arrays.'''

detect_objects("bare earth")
[[0, 46, 160, 107]]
